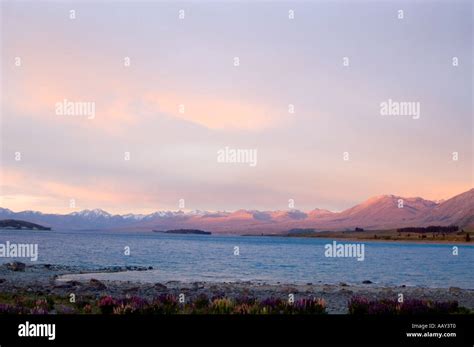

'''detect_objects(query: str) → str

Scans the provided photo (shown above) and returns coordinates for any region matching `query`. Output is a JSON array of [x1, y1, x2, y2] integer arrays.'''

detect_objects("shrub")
[[192, 294, 210, 313], [145, 294, 179, 314], [98, 296, 117, 314], [210, 298, 234, 314], [367, 300, 397, 315], [55, 304, 76, 314], [292, 298, 327, 314], [0, 303, 20, 314], [348, 297, 370, 314], [259, 298, 286, 314], [349, 297, 463, 315], [30, 299, 50, 314], [113, 297, 148, 315]]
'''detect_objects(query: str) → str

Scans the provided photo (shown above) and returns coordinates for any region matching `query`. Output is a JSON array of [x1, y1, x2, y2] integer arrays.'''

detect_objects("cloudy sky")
[[1, 0, 472, 214]]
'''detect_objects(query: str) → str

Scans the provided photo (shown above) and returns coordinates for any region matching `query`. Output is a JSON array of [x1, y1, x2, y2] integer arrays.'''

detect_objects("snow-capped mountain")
[[69, 209, 112, 218], [0, 189, 472, 233]]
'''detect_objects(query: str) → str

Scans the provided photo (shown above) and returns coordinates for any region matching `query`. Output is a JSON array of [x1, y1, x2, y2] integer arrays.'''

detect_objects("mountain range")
[[0, 188, 472, 234]]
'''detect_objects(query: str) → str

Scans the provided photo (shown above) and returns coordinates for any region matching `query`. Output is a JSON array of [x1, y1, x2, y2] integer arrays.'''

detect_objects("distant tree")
[[466, 233, 471, 242], [355, 227, 364, 232], [397, 225, 459, 234]]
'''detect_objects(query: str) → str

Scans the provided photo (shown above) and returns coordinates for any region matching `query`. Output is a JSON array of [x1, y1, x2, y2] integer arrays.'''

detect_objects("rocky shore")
[[1, 262, 473, 314]]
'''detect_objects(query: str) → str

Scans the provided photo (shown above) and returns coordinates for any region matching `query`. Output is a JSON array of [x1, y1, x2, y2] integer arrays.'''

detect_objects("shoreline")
[[297, 235, 474, 246], [2, 227, 472, 246], [1, 263, 473, 314]]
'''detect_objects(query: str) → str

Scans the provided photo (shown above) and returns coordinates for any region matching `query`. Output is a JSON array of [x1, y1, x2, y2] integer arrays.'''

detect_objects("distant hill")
[[311, 195, 439, 230], [421, 189, 474, 228], [0, 219, 51, 230], [0, 188, 472, 234], [152, 229, 211, 235]]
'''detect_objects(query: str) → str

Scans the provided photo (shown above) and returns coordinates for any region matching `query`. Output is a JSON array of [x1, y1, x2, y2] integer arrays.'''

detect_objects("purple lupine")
[[98, 296, 117, 314], [55, 304, 77, 314], [367, 300, 397, 315], [348, 296, 370, 314], [0, 303, 19, 314], [399, 299, 431, 315]]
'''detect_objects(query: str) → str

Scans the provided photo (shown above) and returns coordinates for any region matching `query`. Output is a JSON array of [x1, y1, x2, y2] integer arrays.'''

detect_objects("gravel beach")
[[1, 263, 473, 314]]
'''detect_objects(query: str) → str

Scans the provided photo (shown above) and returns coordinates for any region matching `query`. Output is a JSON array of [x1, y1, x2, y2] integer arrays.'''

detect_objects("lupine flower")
[[83, 304, 93, 314], [348, 296, 370, 314], [293, 298, 327, 314], [259, 298, 286, 314], [193, 294, 210, 311], [0, 303, 19, 314], [55, 304, 76, 314], [30, 307, 49, 314], [98, 296, 117, 314], [348, 296, 461, 315], [210, 298, 234, 314], [367, 300, 397, 315]]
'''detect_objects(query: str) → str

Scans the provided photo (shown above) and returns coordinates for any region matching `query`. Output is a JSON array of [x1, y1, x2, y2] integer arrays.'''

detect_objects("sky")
[[0, 0, 472, 214]]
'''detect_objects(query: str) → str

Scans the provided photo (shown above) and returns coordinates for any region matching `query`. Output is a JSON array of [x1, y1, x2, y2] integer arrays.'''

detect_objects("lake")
[[0, 229, 472, 288]]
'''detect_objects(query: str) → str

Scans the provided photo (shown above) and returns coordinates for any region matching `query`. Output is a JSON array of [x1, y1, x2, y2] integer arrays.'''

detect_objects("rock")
[[192, 282, 204, 290], [449, 287, 461, 294], [0, 278, 6, 284], [7, 261, 26, 271], [362, 280, 373, 284], [148, 266, 153, 270], [124, 286, 140, 293], [306, 282, 313, 285], [339, 282, 348, 287], [66, 280, 82, 287], [125, 265, 148, 271], [43, 264, 52, 269], [154, 283, 167, 290], [89, 279, 107, 290]]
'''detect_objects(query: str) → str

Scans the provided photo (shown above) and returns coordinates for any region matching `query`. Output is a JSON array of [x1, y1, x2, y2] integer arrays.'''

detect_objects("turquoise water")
[[0, 229, 472, 288]]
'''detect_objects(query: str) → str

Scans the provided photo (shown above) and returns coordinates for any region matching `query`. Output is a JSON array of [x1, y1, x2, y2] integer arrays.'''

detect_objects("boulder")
[[154, 283, 167, 290], [89, 278, 107, 290], [7, 261, 26, 271]]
